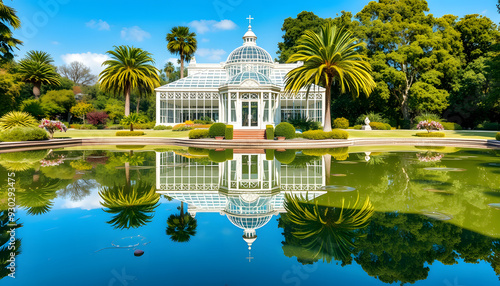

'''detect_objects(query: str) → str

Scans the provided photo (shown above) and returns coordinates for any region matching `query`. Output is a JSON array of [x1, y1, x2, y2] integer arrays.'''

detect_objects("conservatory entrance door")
[[241, 101, 259, 128]]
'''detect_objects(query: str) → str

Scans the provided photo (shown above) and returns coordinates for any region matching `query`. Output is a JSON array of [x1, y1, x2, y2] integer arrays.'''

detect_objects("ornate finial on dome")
[[243, 229, 256, 262], [243, 16, 257, 46]]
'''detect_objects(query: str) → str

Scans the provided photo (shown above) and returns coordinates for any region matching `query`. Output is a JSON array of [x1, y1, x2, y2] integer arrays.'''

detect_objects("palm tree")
[[0, 0, 22, 62], [282, 192, 374, 262], [163, 62, 175, 81], [166, 202, 197, 243], [166, 26, 197, 79], [99, 45, 160, 116], [99, 182, 160, 229], [17, 51, 60, 98], [17, 175, 60, 215], [0, 211, 22, 279], [284, 24, 376, 131]]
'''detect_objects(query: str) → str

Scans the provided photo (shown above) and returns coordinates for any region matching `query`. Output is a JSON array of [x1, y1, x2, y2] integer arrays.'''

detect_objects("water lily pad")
[[488, 203, 500, 210], [424, 167, 466, 172], [321, 185, 356, 192], [422, 211, 453, 221]]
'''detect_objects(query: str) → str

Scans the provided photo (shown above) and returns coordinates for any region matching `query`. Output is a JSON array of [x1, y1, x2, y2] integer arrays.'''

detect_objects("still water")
[[1, 146, 499, 285]]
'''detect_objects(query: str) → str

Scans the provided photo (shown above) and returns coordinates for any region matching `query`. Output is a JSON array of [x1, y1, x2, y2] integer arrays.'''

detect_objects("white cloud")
[[59, 189, 101, 210], [189, 19, 237, 34], [481, 9, 487, 14], [201, 38, 210, 43], [165, 58, 180, 67], [61, 52, 110, 75], [196, 48, 227, 61], [51, 41, 60, 45], [120, 26, 151, 42], [86, 19, 110, 31]]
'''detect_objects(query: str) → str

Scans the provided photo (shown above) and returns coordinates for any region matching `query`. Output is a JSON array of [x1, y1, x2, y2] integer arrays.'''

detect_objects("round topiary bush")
[[275, 122, 295, 139], [208, 123, 226, 138], [370, 122, 390, 130], [189, 129, 209, 139], [496, 132, 500, 141], [275, 149, 296, 164], [208, 150, 227, 163], [333, 117, 349, 129], [0, 127, 48, 142]]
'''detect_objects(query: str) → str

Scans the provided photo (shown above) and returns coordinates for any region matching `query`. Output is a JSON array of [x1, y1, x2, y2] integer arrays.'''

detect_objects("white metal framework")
[[156, 20, 325, 128]]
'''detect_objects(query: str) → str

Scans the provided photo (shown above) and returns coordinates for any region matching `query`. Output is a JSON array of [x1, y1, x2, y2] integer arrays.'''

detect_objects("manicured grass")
[[54, 129, 190, 138], [347, 130, 498, 140]]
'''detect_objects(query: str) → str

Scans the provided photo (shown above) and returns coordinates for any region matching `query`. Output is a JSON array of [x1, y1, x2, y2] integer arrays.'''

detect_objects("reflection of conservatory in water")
[[156, 151, 326, 251], [155, 19, 325, 128]]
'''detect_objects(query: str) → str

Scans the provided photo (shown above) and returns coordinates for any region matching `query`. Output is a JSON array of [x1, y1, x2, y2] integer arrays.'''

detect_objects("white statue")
[[364, 117, 371, 125], [362, 117, 372, 130]]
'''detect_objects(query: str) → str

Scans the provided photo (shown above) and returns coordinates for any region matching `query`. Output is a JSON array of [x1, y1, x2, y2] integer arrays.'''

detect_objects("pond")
[[1, 145, 500, 285]]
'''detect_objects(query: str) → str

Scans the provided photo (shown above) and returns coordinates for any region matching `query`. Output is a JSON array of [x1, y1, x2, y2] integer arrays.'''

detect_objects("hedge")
[[225, 149, 233, 160], [266, 125, 274, 140], [0, 127, 48, 142], [153, 125, 172, 130], [302, 148, 328, 156], [115, 131, 145, 136], [225, 125, 233, 140], [172, 124, 194, 131], [275, 122, 295, 139], [188, 147, 209, 156], [265, 149, 275, 160], [189, 129, 209, 139], [208, 150, 227, 163], [415, 132, 445, 137], [370, 122, 391, 130], [208, 123, 226, 137], [441, 122, 462, 130], [496, 132, 500, 141], [353, 125, 362, 130], [275, 149, 296, 164], [333, 117, 349, 129], [302, 130, 349, 140]]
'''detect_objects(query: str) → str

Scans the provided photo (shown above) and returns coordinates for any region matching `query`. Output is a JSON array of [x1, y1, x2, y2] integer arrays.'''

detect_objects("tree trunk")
[[125, 85, 131, 117], [125, 162, 130, 188], [136, 96, 140, 114], [401, 93, 410, 122], [323, 154, 331, 186], [323, 84, 332, 132], [180, 54, 185, 79], [180, 201, 184, 215], [33, 82, 41, 99], [130, 123, 133, 132]]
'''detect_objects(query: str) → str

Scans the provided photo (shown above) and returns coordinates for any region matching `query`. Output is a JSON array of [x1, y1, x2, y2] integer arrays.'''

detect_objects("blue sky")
[[9, 0, 500, 75]]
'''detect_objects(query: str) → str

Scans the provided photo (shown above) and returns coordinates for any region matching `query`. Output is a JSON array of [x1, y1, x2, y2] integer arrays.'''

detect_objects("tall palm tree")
[[17, 175, 60, 215], [166, 26, 197, 79], [99, 182, 160, 229], [99, 45, 160, 116], [0, 0, 22, 62], [163, 62, 175, 81], [284, 24, 376, 131], [17, 51, 60, 98], [166, 202, 197, 243], [282, 193, 374, 262], [0, 211, 22, 279]]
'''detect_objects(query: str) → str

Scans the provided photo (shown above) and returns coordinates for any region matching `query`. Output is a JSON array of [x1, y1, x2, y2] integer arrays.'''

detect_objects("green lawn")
[[53, 129, 190, 138], [53, 129, 497, 140]]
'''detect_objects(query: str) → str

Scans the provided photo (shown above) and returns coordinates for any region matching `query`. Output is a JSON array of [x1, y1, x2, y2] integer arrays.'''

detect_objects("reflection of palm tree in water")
[[166, 202, 197, 243], [0, 211, 22, 279], [17, 176, 60, 215], [281, 192, 374, 263]]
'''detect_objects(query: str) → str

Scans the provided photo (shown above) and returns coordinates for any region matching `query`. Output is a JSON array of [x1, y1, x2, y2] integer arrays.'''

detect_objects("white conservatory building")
[[155, 21, 325, 129]]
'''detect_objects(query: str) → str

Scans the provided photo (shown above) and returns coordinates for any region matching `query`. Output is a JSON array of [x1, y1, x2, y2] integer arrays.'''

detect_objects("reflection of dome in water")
[[226, 213, 273, 230]]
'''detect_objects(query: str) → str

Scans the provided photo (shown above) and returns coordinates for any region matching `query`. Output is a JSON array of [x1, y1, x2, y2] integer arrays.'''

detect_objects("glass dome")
[[227, 214, 273, 230], [226, 46, 273, 64], [227, 71, 273, 85]]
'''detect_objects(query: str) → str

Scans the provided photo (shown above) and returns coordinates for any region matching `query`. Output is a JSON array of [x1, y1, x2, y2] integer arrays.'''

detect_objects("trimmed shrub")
[[302, 148, 328, 156], [441, 122, 462, 130], [225, 149, 233, 160], [302, 130, 349, 140], [189, 129, 209, 139], [225, 125, 233, 140], [275, 122, 295, 139], [0, 127, 48, 142], [0, 111, 39, 130], [115, 131, 145, 136], [370, 122, 390, 130], [353, 125, 362, 130], [154, 125, 171, 130], [70, 124, 97, 130], [188, 147, 209, 156], [383, 123, 392, 130], [266, 125, 274, 140], [415, 132, 445, 137], [333, 117, 349, 129], [208, 123, 226, 138], [477, 121, 500, 131], [172, 124, 193, 131], [265, 149, 275, 160], [275, 149, 296, 164], [208, 150, 227, 163], [496, 133, 499, 141], [329, 147, 349, 160]]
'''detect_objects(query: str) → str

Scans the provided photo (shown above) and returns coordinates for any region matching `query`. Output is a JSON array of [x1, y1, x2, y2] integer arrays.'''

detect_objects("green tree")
[[0, 68, 22, 116], [0, 0, 22, 62], [277, 11, 329, 63], [284, 23, 376, 131], [104, 98, 125, 123], [166, 202, 197, 243], [70, 102, 94, 124], [455, 14, 498, 65], [99, 45, 160, 116], [17, 51, 61, 99], [166, 26, 197, 79], [120, 113, 146, 131], [163, 61, 175, 81], [40, 89, 76, 119]]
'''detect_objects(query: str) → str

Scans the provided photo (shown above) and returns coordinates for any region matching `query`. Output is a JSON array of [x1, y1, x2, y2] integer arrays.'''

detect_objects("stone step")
[[233, 129, 266, 140]]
